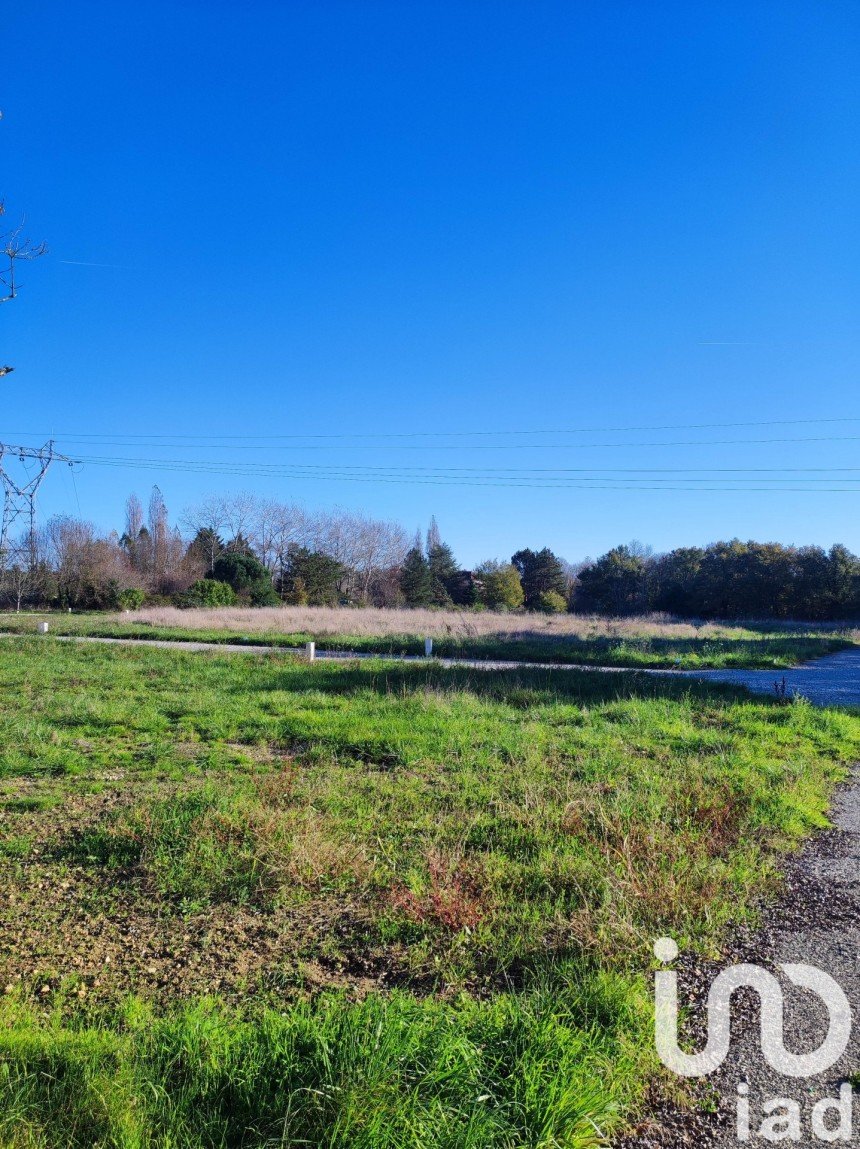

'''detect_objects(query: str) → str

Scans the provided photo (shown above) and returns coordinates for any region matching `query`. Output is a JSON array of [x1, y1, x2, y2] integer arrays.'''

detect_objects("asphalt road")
[[694, 647, 860, 708]]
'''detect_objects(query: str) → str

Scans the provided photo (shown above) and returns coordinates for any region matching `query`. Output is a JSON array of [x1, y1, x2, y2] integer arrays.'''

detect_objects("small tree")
[[400, 546, 433, 606], [280, 546, 344, 606], [511, 548, 568, 610], [212, 551, 277, 605], [536, 589, 567, 614], [0, 554, 45, 611], [475, 561, 524, 610]]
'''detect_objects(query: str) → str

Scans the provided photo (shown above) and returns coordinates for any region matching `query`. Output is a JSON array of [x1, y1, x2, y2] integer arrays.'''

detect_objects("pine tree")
[[428, 541, 457, 605], [399, 546, 433, 606], [422, 517, 458, 605]]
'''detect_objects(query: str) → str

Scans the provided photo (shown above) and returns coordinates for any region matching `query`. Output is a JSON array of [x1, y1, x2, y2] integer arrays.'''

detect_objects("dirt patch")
[[0, 773, 405, 1013]]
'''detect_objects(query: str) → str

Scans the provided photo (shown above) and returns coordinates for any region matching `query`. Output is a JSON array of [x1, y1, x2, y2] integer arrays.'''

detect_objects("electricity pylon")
[[0, 440, 77, 562]]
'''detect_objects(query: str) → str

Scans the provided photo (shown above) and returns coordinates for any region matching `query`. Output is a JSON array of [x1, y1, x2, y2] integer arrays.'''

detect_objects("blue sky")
[[3, 1, 859, 565]]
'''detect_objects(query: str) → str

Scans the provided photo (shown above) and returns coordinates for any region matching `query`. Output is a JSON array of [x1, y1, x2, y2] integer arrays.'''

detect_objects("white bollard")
[[305, 641, 315, 662], [37, 622, 49, 634], [424, 637, 433, 657]]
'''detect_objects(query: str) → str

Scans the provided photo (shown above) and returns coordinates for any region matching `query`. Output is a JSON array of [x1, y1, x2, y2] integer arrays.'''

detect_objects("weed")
[[0, 638, 857, 1144]]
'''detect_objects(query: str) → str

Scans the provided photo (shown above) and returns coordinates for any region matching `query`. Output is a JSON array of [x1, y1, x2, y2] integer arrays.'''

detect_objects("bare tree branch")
[[0, 209, 48, 304]]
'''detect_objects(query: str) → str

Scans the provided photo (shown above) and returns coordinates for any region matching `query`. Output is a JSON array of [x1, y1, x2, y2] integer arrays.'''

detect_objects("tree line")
[[574, 540, 860, 620], [1, 486, 859, 620]]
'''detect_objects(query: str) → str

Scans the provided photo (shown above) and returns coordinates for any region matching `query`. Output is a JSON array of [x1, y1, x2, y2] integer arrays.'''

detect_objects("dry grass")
[[108, 605, 799, 641]]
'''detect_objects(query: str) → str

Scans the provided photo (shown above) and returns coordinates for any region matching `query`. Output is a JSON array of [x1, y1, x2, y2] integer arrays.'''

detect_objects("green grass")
[[0, 611, 855, 667], [0, 637, 858, 1146], [0, 986, 640, 1149]]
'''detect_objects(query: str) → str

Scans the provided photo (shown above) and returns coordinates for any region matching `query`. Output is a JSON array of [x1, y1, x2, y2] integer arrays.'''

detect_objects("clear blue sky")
[[3, 1, 859, 565]]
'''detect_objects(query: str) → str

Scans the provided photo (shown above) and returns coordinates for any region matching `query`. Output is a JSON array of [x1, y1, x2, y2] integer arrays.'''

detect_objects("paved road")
[[7, 632, 860, 707], [694, 647, 860, 708]]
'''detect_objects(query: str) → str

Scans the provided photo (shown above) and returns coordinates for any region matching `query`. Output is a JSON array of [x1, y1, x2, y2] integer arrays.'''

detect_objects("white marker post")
[[37, 622, 49, 634], [425, 637, 433, 657], [306, 641, 316, 662]]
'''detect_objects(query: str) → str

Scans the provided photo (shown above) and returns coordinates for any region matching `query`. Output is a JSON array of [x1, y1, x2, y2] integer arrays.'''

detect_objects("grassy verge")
[[0, 638, 858, 1146], [0, 611, 854, 667]]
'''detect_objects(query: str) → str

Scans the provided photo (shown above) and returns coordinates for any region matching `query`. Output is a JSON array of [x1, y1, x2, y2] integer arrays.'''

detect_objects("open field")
[[1, 637, 859, 1146], [2, 607, 857, 668]]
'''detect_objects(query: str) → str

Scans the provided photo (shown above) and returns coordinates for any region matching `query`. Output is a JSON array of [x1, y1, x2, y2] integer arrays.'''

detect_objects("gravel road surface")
[[9, 634, 860, 709], [620, 770, 860, 1147]]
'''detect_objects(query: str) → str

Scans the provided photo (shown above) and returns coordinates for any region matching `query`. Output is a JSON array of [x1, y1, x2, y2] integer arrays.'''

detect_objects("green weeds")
[[0, 638, 857, 1145]]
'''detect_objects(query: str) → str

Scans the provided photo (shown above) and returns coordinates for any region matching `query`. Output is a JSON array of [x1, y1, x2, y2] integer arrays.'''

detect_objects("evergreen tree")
[[186, 527, 224, 577], [575, 546, 648, 615], [224, 532, 254, 557], [280, 546, 344, 606], [511, 547, 568, 610], [212, 551, 278, 605], [423, 517, 460, 605], [399, 546, 433, 606], [428, 541, 458, 605]]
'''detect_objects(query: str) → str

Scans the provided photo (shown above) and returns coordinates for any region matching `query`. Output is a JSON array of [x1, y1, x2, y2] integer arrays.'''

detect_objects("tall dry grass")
[[105, 605, 820, 641]]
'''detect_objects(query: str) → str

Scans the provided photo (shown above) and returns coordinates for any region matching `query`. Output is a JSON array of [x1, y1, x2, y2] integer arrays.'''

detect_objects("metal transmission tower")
[[0, 440, 76, 562]]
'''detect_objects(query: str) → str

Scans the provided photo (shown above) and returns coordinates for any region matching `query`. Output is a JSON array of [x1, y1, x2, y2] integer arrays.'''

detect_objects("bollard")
[[306, 641, 316, 662], [37, 622, 49, 634], [424, 637, 433, 657]]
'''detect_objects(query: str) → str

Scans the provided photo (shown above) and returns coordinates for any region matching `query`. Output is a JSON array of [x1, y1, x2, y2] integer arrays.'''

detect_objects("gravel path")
[[9, 634, 860, 708], [695, 647, 860, 709], [621, 770, 860, 1148], [8, 631, 667, 671]]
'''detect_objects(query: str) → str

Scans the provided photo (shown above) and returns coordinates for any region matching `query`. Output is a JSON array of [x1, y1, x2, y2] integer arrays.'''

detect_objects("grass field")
[[1, 606, 856, 668], [1, 636, 859, 1146]]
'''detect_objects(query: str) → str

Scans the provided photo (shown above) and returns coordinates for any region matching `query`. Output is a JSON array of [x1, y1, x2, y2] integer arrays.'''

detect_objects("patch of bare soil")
[[0, 775, 402, 1013]]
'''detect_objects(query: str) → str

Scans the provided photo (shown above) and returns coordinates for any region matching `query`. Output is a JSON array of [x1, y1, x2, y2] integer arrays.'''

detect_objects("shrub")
[[117, 587, 146, 611], [248, 579, 280, 607], [180, 579, 237, 608], [475, 562, 525, 610], [536, 590, 568, 614], [213, 552, 279, 607]]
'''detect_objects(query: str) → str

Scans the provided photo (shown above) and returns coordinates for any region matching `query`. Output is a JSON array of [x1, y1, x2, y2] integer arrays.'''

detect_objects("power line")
[[72, 456, 860, 492], [12, 431, 860, 454], [73, 457, 860, 475], [6, 414, 860, 445]]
